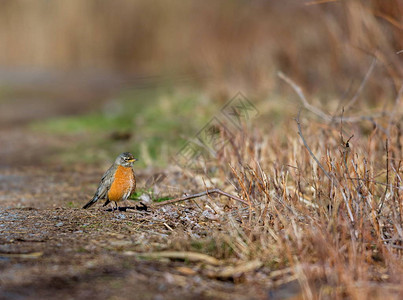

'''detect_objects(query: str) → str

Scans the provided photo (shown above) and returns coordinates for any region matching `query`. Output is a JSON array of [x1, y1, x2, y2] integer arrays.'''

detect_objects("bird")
[[83, 152, 137, 210]]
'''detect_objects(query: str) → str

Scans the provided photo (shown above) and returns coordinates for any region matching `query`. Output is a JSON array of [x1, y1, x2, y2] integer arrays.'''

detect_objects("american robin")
[[83, 152, 137, 210]]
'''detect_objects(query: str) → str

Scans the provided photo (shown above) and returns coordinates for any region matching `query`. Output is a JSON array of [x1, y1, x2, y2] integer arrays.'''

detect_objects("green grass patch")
[[30, 86, 216, 166], [32, 113, 134, 134], [66, 201, 78, 208], [153, 195, 173, 203], [129, 188, 173, 203]]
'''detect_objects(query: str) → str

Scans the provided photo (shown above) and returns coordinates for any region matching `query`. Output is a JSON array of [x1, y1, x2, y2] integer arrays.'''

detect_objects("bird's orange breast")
[[107, 165, 135, 202]]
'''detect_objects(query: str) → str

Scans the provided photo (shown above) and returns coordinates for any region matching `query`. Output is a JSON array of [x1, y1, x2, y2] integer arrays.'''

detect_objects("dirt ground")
[[0, 162, 279, 300], [0, 87, 283, 300], [0, 168, 265, 300]]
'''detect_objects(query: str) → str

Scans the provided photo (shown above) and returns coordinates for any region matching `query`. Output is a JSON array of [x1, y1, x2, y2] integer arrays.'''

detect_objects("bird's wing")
[[95, 164, 117, 200], [83, 164, 117, 209]]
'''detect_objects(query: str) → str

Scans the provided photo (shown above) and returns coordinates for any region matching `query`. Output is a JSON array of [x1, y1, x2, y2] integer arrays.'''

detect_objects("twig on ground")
[[208, 259, 263, 278], [153, 188, 249, 207], [0, 252, 43, 259], [163, 222, 174, 231], [124, 251, 221, 265], [268, 267, 294, 279]]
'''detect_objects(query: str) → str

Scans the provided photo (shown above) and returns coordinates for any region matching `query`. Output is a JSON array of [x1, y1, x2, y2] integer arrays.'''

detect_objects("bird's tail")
[[83, 196, 98, 209]]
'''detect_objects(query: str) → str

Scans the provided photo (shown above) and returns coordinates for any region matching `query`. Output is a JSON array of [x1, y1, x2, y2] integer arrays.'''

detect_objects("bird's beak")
[[128, 158, 138, 163]]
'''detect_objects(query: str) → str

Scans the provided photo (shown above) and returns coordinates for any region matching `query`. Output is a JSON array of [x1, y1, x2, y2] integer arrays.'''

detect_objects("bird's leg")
[[109, 201, 116, 212], [114, 202, 119, 211]]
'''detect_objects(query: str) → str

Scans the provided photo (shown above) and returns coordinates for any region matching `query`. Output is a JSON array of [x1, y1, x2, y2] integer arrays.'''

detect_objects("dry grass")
[[0, 1, 401, 97], [1, 1, 402, 298], [160, 89, 403, 298]]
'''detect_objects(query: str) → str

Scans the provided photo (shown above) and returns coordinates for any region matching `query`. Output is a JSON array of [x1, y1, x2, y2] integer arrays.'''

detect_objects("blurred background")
[[0, 0, 401, 168]]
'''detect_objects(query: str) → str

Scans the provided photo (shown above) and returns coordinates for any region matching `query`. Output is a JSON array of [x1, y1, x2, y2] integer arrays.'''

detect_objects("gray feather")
[[82, 164, 117, 209]]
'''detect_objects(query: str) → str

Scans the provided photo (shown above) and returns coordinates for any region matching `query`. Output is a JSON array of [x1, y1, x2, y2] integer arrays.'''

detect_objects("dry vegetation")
[[0, 0, 401, 95], [171, 92, 403, 299], [0, 0, 402, 299]]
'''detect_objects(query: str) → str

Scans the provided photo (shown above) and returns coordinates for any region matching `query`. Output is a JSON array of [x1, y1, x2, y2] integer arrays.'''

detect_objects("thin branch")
[[295, 110, 333, 182], [278, 71, 389, 123], [340, 107, 345, 145], [344, 57, 377, 111], [348, 177, 402, 190], [342, 191, 355, 223], [387, 84, 403, 135], [278, 71, 331, 121], [378, 139, 389, 215], [339, 112, 388, 123], [153, 188, 249, 207]]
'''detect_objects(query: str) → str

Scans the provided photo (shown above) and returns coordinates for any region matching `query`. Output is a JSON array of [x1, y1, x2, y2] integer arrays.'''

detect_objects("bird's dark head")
[[115, 152, 138, 167]]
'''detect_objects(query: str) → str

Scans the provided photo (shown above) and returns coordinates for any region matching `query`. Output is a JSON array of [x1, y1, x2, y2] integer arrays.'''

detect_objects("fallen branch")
[[207, 259, 263, 279], [153, 188, 249, 207], [124, 251, 221, 265], [0, 251, 43, 259]]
